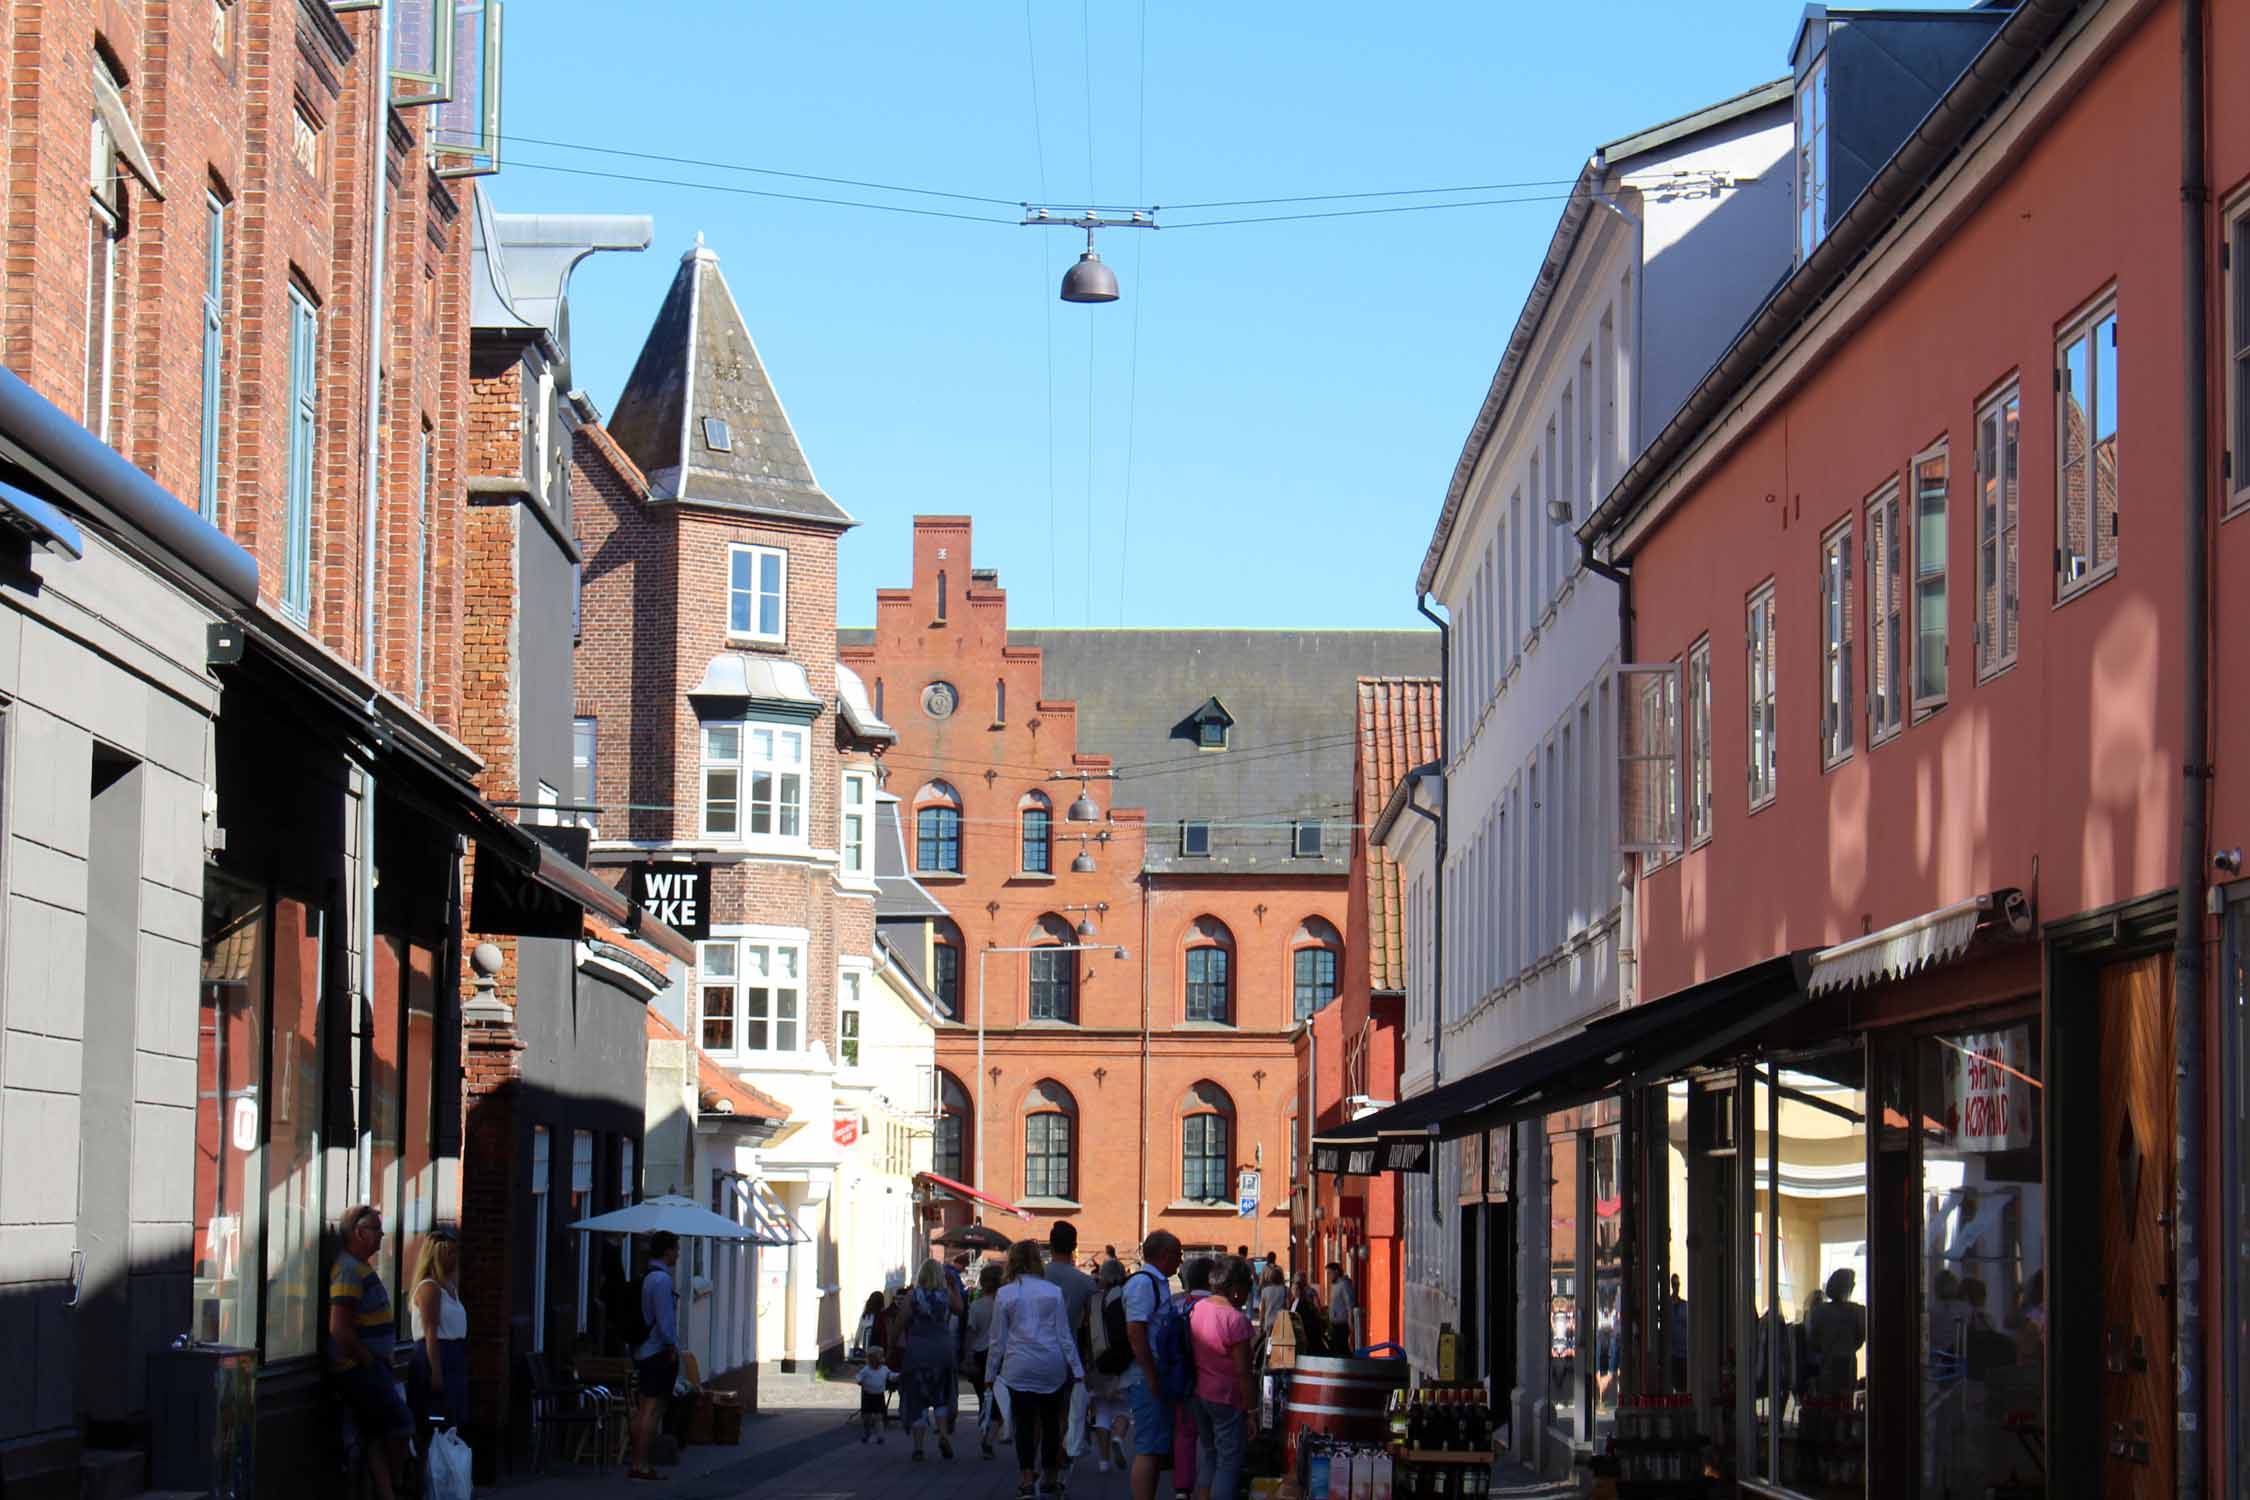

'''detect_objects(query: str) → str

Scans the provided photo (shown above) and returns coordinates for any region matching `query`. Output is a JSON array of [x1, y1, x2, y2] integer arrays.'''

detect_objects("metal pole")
[[976, 947, 989, 1194]]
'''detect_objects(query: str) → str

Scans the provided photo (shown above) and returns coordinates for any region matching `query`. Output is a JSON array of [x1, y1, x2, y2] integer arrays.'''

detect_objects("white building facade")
[[1389, 82, 1796, 1475]]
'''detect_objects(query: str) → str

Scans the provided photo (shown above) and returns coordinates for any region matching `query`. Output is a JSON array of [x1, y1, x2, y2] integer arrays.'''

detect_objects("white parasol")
[[568, 1192, 803, 1246]]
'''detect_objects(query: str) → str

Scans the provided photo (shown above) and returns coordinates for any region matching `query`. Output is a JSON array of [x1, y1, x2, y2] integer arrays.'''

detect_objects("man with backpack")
[[1122, 1231, 1185, 1500]]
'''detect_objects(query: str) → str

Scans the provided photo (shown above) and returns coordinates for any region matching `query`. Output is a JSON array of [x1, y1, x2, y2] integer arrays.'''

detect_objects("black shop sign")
[[628, 862, 713, 942], [1381, 1139, 1432, 1174]]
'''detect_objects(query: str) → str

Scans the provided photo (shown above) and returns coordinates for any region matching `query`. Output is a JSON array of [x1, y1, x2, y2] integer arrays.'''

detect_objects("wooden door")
[[2096, 955, 2175, 1498]]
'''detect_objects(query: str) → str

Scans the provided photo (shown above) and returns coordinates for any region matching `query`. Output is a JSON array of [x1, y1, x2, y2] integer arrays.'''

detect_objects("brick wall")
[[2, 0, 471, 729]]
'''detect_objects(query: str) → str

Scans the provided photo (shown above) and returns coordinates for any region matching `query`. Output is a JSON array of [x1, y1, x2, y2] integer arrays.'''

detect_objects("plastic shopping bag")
[[1063, 1380, 1091, 1458], [983, 1380, 1013, 1442], [425, 1428, 473, 1500]]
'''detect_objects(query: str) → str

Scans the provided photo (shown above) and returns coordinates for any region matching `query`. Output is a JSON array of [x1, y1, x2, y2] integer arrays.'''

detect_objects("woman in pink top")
[[1187, 1257, 1259, 1500]]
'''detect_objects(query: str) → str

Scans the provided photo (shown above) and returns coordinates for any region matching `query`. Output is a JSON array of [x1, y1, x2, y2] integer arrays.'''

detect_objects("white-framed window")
[[699, 936, 804, 1055], [2229, 194, 2250, 514], [1685, 637, 1712, 847], [1975, 384, 2022, 678], [534, 782, 560, 826], [1865, 481, 1903, 743], [1796, 53, 1830, 261], [839, 970, 863, 1067], [1618, 663, 1681, 862], [727, 543, 787, 642], [2055, 296, 2119, 597], [841, 770, 871, 876], [1912, 442, 1951, 710], [199, 193, 227, 520], [282, 286, 318, 620], [620, 1138, 636, 1204], [700, 721, 806, 842], [1747, 580, 1778, 809], [571, 718, 597, 829], [1820, 516, 1856, 769]]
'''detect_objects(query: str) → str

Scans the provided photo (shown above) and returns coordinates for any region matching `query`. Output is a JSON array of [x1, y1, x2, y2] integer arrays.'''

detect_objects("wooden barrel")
[[1281, 1354, 1409, 1466]]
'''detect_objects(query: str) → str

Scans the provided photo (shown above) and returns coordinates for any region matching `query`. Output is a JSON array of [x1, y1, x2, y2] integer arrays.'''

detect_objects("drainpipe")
[[1414, 594, 1449, 1093], [1139, 868, 1153, 1244], [2172, 0, 2210, 1493]]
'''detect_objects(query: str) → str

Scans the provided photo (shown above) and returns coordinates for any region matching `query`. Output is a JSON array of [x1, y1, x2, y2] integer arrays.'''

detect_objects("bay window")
[[699, 935, 805, 1056], [701, 721, 805, 842]]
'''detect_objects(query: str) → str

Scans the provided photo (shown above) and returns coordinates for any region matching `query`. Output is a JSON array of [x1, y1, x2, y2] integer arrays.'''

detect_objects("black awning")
[[1315, 952, 1814, 1159]]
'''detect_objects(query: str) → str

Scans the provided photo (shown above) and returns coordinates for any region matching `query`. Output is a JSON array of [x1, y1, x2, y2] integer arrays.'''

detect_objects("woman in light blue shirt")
[[989, 1239, 1085, 1499]]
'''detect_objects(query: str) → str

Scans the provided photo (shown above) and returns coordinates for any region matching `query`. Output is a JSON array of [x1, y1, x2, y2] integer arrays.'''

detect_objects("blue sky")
[[491, 2, 1954, 630]]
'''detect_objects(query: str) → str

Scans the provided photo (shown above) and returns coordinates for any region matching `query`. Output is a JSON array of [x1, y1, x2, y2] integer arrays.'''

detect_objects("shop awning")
[[1315, 952, 1815, 1165], [0, 479, 84, 559], [1804, 889, 2025, 996], [914, 1171, 1034, 1222]]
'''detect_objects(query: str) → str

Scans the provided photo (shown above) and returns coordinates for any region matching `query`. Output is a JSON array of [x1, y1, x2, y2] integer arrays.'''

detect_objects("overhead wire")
[[1116, 0, 1150, 627], [1022, 0, 1062, 621], [495, 131, 1021, 207], [498, 160, 1018, 225], [1079, 0, 1098, 627]]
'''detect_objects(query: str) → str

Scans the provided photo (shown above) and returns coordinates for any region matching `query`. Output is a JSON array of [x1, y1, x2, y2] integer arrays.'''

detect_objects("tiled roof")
[[1356, 677, 1441, 994], [645, 1009, 789, 1122]]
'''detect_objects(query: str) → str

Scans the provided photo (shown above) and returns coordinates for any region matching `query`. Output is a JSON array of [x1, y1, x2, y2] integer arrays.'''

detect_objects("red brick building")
[[843, 517, 1435, 1263], [573, 239, 900, 1373], [1297, 676, 1437, 1345]]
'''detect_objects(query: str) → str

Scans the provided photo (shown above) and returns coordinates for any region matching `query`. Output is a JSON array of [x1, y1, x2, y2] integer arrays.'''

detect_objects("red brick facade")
[[3, 0, 472, 722]]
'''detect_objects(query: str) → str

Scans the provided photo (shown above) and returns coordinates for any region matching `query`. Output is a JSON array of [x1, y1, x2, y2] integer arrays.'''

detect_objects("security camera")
[[1546, 499, 1573, 526], [2215, 848, 2242, 876]]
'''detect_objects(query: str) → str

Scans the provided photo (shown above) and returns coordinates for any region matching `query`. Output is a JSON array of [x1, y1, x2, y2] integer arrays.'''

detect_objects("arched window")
[[931, 917, 964, 1019], [1020, 790, 1052, 874], [1027, 914, 1077, 1023], [915, 780, 962, 873], [1181, 1082, 1234, 1203], [934, 1070, 971, 1182], [1024, 1080, 1077, 1200], [1292, 916, 1342, 1021], [1184, 916, 1234, 1025]]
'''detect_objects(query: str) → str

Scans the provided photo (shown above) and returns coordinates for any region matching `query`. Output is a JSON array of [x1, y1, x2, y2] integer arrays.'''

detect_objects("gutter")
[[1580, 0, 2089, 557], [0, 366, 257, 610]]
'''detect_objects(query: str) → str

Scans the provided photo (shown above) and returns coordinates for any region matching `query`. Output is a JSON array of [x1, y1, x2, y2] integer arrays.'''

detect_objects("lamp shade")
[[1071, 849, 1096, 874], [1060, 250, 1120, 303], [1075, 917, 1098, 938], [1067, 793, 1100, 823]]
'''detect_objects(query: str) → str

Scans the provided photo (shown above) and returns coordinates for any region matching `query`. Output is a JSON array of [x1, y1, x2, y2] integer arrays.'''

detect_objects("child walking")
[[857, 1347, 893, 1443]]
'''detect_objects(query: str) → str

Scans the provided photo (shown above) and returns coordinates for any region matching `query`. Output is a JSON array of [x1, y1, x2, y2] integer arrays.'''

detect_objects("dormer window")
[[1795, 54, 1829, 260], [1293, 821, 1324, 858], [1181, 821, 1212, 858], [1188, 696, 1234, 752], [702, 416, 732, 452]]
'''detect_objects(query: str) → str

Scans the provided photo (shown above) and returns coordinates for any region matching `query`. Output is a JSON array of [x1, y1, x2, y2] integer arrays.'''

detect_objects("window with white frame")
[[700, 937, 803, 1055], [1866, 482, 1903, 743], [2230, 196, 2250, 513], [571, 718, 597, 829], [1796, 54, 1830, 261], [1747, 581, 1779, 808], [727, 543, 787, 642], [841, 771, 871, 876], [701, 722, 805, 841], [1685, 638, 1712, 846], [839, 970, 863, 1067], [1912, 443, 1951, 709], [282, 287, 318, 619], [2055, 298, 2119, 596], [199, 193, 226, 519], [1820, 516, 1856, 768], [1618, 663, 1681, 858], [1976, 386, 2021, 678]]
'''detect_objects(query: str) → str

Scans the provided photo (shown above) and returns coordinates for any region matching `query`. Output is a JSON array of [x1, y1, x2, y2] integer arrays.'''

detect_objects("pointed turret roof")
[[607, 239, 853, 527]]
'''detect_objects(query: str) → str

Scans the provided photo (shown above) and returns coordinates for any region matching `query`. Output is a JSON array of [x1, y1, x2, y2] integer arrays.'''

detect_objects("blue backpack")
[[1140, 1270, 1197, 1403]]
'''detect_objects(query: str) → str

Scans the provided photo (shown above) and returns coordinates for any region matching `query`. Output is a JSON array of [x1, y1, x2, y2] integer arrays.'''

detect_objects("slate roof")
[[873, 792, 947, 920], [1355, 678, 1441, 994], [607, 241, 852, 527], [1011, 630, 1440, 876]]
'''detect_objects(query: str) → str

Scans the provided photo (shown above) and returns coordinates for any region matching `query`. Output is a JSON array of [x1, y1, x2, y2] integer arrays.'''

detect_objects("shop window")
[[1020, 790, 1052, 874], [1181, 1083, 1234, 1203], [1975, 386, 2021, 678], [1819, 516, 1855, 768], [1184, 917, 1233, 1025], [2055, 298, 2119, 597], [1912, 442, 1951, 710], [571, 1131, 593, 1333], [915, 780, 962, 873], [1866, 481, 1903, 743], [366, 934, 440, 1335], [194, 876, 267, 1347], [935, 1070, 971, 1182], [530, 1126, 549, 1353], [1024, 1081, 1076, 1200], [1546, 1123, 1581, 1436]]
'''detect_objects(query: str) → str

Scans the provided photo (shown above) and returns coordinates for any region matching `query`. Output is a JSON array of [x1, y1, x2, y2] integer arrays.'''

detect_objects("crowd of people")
[[853, 1226, 1366, 1500]]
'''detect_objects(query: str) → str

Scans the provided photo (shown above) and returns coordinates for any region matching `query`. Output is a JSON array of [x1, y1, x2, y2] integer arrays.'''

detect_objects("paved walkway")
[[495, 1373, 1574, 1500]]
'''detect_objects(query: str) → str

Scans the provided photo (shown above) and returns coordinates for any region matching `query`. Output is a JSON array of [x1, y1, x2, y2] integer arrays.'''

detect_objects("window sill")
[[701, 834, 817, 859], [704, 1049, 831, 1076], [1820, 751, 1854, 775], [1910, 696, 1949, 725], [2053, 562, 2118, 607], [1162, 1199, 1242, 1215], [1007, 871, 1057, 885], [1016, 1196, 1082, 1212], [724, 632, 790, 651], [1746, 792, 1777, 817], [1974, 657, 2019, 687], [1018, 1018, 1081, 1030], [1174, 1020, 1237, 1032], [915, 871, 969, 884]]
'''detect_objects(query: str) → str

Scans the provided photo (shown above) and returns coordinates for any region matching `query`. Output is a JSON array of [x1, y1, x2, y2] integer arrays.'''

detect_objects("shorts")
[[862, 1390, 888, 1415], [334, 1358, 414, 1443], [1124, 1374, 1173, 1458], [636, 1350, 680, 1402]]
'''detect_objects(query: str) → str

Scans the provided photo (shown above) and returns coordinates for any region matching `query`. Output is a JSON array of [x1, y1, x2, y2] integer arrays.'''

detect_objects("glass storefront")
[[1544, 1099, 1623, 1451]]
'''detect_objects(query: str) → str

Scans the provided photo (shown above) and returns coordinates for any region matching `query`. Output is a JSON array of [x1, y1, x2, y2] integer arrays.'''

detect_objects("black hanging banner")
[[627, 862, 713, 943], [1380, 1138, 1432, 1175], [1343, 1144, 1379, 1177], [1312, 1143, 1345, 1175], [471, 847, 583, 941]]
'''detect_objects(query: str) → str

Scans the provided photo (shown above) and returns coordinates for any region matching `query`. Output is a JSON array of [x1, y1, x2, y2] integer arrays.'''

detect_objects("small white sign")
[[230, 1096, 259, 1152]]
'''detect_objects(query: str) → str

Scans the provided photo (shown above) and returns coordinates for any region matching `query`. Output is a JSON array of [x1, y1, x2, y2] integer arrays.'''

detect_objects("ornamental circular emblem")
[[922, 681, 959, 720]]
